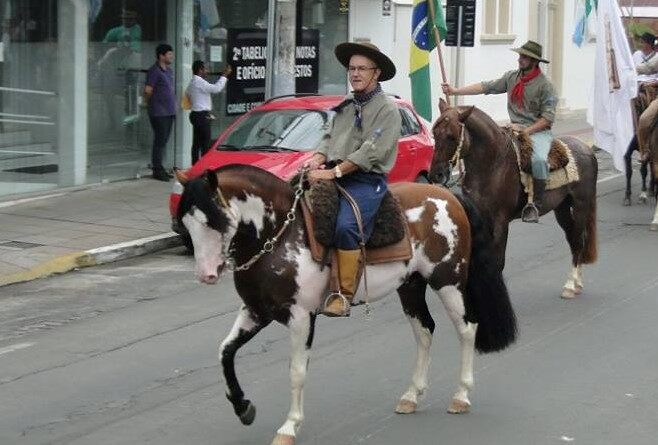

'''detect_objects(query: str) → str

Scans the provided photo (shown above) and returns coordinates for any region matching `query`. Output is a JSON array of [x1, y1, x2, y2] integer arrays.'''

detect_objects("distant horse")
[[178, 164, 517, 445], [623, 135, 655, 206], [645, 113, 658, 231], [429, 100, 598, 299]]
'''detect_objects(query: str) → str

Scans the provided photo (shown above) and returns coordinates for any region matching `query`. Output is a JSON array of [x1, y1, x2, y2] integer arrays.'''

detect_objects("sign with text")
[[226, 28, 320, 115], [445, 0, 476, 47]]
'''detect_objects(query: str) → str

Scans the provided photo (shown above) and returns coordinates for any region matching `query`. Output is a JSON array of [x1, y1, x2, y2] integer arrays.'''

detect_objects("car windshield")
[[219, 109, 334, 152]]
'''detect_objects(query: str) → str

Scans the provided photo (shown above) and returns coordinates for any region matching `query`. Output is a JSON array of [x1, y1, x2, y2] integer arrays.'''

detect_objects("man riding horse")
[[305, 42, 402, 317], [636, 33, 658, 164], [441, 40, 558, 223]]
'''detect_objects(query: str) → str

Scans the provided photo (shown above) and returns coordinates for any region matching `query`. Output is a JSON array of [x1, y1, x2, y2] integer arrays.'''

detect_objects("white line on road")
[[0, 342, 35, 356], [597, 173, 623, 184]]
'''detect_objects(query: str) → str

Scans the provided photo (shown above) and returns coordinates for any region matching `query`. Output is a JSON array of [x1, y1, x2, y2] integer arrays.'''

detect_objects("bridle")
[[443, 122, 466, 188], [213, 168, 306, 272]]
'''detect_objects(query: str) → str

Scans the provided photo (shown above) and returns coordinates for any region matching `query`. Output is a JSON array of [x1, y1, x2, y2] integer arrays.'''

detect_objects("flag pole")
[[427, 0, 450, 106]]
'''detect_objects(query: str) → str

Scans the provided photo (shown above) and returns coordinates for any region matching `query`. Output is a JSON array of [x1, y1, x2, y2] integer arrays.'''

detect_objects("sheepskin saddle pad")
[[504, 128, 570, 173], [305, 179, 406, 248]]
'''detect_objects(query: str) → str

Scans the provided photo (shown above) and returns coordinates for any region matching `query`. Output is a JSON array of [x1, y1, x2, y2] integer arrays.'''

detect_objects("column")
[[173, 0, 194, 168]]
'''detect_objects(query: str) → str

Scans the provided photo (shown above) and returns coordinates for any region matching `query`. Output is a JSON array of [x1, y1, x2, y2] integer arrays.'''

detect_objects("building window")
[[481, 0, 515, 43]]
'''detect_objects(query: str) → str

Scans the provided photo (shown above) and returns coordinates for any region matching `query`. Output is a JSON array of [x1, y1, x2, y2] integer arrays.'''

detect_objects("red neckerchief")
[[509, 66, 541, 108]]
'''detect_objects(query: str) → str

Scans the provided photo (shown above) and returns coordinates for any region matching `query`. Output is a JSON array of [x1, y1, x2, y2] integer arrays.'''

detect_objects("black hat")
[[639, 32, 656, 46], [334, 42, 396, 81], [511, 40, 550, 64]]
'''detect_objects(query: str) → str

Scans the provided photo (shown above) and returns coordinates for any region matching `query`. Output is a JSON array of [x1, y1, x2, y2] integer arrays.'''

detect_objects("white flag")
[[587, 0, 637, 173]]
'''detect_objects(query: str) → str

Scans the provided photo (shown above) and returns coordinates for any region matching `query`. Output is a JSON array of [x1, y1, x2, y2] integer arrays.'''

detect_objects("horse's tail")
[[581, 153, 598, 264], [456, 194, 517, 353]]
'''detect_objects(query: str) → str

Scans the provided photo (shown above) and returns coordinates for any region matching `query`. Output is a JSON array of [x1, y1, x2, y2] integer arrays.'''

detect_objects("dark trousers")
[[333, 172, 388, 250], [149, 115, 174, 172], [189, 111, 212, 164]]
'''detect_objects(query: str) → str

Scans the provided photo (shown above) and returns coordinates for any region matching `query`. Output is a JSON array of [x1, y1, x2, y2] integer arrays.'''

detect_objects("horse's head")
[[429, 99, 474, 185], [177, 170, 236, 284]]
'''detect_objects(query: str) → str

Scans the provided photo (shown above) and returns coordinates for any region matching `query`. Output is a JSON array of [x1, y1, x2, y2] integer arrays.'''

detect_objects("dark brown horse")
[[429, 100, 598, 299], [177, 164, 517, 445]]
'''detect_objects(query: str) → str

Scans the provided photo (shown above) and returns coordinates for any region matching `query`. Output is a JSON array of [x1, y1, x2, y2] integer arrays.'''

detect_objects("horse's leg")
[[639, 159, 649, 203], [220, 305, 270, 425], [624, 142, 634, 206], [438, 285, 477, 414], [651, 189, 658, 231], [492, 221, 510, 271], [272, 306, 315, 445], [554, 201, 584, 299], [395, 273, 433, 415]]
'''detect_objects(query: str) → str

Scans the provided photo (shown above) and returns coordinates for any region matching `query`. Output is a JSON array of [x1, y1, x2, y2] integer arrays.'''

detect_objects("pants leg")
[[333, 173, 388, 249], [150, 115, 174, 171], [190, 111, 212, 164], [638, 98, 658, 155], [529, 130, 552, 180]]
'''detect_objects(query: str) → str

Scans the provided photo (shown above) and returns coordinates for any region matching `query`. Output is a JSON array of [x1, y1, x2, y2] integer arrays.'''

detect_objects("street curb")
[[0, 232, 182, 288]]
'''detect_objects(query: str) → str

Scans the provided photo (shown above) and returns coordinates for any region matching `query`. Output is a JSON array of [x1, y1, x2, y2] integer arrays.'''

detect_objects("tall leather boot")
[[522, 178, 546, 223], [321, 249, 362, 317]]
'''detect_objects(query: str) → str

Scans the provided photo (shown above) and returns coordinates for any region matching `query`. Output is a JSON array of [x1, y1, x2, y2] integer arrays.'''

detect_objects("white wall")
[[350, 0, 598, 123]]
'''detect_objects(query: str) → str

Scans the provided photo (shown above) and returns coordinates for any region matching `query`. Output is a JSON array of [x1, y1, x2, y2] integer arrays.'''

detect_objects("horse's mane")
[[464, 106, 507, 144]]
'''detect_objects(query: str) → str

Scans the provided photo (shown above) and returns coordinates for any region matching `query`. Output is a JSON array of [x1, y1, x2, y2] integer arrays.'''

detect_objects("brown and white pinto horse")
[[430, 100, 598, 299], [177, 164, 517, 445]]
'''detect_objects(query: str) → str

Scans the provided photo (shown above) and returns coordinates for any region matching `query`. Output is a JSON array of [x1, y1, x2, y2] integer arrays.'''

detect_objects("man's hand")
[[222, 65, 233, 77], [304, 153, 326, 171], [441, 83, 457, 95], [510, 123, 526, 133], [308, 168, 335, 183]]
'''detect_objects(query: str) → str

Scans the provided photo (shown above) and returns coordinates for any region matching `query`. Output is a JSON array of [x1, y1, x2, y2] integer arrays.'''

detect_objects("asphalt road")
[[1, 154, 657, 445]]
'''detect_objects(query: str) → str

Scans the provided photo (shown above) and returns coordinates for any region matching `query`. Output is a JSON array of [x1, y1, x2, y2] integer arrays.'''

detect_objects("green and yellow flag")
[[410, 0, 447, 121]]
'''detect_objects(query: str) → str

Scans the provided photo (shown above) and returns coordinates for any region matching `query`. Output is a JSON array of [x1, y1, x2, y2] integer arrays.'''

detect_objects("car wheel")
[[415, 173, 429, 183]]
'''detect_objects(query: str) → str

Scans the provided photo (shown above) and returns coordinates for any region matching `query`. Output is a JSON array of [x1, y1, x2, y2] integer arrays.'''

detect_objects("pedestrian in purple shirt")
[[144, 43, 176, 181]]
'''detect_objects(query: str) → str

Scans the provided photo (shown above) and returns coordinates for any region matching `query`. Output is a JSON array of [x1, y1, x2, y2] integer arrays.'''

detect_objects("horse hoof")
[[623, 197, 631, 206], [650, 223, 658, 232], [395, 399, 417, 414], [271, 434, 295, 445], [239, 401, 256, 425], [575, 285, 583, 295], [447, 398, 471, 414], [561, 288, 576, 299]]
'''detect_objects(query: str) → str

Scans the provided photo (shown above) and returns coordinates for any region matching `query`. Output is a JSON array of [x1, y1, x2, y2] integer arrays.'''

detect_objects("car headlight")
[[172, 180, 184, 195]]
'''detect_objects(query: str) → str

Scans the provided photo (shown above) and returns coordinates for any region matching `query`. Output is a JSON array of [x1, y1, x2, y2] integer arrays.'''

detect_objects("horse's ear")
[[439, 98, 449, 114], [458, 106, 474, 122], [204, 170, 218, 190]]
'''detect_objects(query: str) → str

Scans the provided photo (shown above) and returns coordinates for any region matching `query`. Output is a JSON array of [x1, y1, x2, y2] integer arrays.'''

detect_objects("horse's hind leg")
[[639, 159, 649, 203], [624, 143, 634, 206], [554, 200, 585, 298], [395, 273, 433, 415], [438, 285, 476, 414], [273, 306, 315, 445], [220, 305, 270, 425]]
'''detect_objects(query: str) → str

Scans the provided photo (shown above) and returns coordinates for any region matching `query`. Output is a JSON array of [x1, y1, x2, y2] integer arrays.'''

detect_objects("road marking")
[[0, 342, 35, 356], [597, 173, 623, 184]]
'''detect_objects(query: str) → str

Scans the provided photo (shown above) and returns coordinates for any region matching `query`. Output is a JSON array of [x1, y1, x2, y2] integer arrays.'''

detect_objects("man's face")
[[348, 54, 380, 93], [517, 54, 535, 72], [161, 51, 174, 65]]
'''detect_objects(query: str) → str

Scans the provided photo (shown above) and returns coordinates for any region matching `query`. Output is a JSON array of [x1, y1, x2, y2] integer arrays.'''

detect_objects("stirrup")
[[321, 292, 351, 317], [521, 203, 539, 223]]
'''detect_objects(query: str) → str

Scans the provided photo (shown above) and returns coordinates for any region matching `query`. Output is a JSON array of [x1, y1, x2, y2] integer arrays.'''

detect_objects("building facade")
[[1, 0, 654, 199]]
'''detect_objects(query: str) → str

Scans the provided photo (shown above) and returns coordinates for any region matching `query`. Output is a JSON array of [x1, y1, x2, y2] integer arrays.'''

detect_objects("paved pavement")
[[0, 115, 602, 287]]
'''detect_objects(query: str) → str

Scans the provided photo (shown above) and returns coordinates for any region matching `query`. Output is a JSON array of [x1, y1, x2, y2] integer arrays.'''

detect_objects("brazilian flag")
[[410, 0, 447, 121]]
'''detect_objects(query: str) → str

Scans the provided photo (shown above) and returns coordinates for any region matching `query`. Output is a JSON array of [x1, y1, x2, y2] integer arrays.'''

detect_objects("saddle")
[[300, 180, 412, 265], [504, 128, 581, 194]]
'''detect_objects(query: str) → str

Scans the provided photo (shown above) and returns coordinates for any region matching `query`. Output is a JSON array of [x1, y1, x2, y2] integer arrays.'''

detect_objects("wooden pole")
[[426, 0, 450, 106]]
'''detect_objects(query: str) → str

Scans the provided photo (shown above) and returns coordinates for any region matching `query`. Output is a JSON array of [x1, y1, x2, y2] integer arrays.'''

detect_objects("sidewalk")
[[0, 115, 595, 288], [0, 179, 180, 287]]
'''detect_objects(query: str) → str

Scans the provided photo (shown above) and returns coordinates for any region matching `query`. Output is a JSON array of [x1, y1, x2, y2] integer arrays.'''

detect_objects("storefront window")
[[87, 0, 173, 183], [0, 0, 58, 197]]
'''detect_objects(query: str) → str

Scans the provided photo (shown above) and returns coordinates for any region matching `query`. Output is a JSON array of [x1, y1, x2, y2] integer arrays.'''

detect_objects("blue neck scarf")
[[352, 83, 383, 129]]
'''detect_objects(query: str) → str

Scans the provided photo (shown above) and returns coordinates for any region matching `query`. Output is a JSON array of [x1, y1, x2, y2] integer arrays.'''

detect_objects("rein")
[[444, 122, 466, 188], [216, 169, 307, 272]]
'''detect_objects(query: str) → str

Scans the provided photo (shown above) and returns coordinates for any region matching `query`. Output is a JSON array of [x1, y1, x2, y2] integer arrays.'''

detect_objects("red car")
[[170, 94, 435, 237]]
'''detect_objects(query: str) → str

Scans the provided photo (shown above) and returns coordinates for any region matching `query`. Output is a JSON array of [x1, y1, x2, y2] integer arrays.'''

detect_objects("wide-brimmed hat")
[[639, 32, 656, 46], [511, 40, 550, 64], [335, 42, 396, 81], [120, 9, 138, 19]]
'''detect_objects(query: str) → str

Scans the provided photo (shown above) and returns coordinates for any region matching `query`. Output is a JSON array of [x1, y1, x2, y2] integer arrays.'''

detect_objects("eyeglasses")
[[347, 66, 378, 74]]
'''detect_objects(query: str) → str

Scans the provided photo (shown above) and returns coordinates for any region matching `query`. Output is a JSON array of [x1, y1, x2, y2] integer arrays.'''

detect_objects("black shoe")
[[152, 170, 171, 182]]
